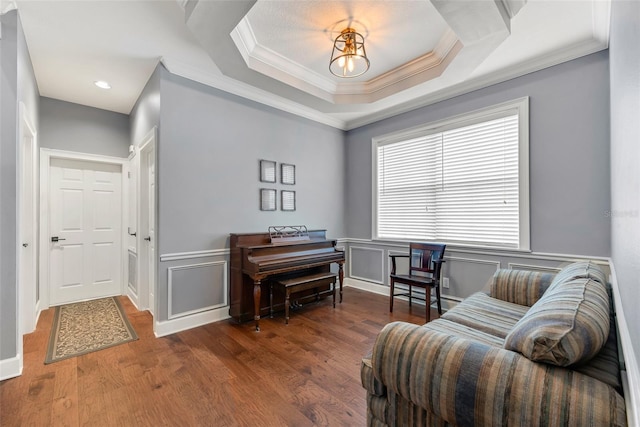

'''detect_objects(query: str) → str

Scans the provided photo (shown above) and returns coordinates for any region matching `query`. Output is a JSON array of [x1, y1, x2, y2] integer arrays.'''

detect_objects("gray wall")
[[0, 10, 39, 363], [159, 71, 346, 253], [40, 97, 129, 158], [609, 0, 640, 372], [345, 51, 611, 257], [0, 10, 20, 362], [343, 51, 611, 302], [130, 65, 161, 147], [130, 64, 345, 325], [135, 67, 345, 323]]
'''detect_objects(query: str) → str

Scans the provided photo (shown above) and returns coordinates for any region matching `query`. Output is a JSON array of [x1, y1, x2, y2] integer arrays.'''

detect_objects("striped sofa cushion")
[[490, 269, 555, 306], [440, 292, 529, 339], [504, 277, 610, 366], [547, 260, 607, 292]]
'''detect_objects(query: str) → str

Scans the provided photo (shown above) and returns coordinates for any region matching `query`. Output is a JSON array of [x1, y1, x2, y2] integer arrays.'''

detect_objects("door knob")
[[51, 236, 66, 242], [22, 243, 28, 247], [144, 236, 151, 241]]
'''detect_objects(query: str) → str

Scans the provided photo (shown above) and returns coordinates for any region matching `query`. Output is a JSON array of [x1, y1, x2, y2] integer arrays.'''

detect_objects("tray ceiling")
[[11, 0, 610, 130]]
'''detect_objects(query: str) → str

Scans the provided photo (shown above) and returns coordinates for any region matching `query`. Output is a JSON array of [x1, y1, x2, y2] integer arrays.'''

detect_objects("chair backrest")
[[409, 242, 446, 279]]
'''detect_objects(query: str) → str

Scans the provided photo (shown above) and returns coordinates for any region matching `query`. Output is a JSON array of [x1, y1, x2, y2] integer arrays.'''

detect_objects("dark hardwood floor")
[[0, 288, 433, 426]]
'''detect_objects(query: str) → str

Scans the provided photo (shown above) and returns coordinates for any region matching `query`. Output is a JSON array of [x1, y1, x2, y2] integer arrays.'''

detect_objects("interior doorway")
[[39, 149, 128, 308], [138, 128, 157, 317]]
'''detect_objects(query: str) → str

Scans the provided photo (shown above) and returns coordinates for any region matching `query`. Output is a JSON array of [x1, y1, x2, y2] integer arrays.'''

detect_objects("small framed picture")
[[260, 188, 277, 211], [280, 163, 295, 185], [259, 160, 276, 183], [281, 190, 296, 211]]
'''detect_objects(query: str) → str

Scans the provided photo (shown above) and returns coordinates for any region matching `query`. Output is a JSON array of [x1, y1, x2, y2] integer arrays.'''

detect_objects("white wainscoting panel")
[[168, 260, 228, 320], [349, 246, 385, 284], [442, 256, 501, 298], [128, 249, 138, 295]]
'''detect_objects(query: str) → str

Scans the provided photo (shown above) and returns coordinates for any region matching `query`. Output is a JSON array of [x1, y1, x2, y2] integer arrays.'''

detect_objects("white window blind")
[[376, 112, 522, 249]]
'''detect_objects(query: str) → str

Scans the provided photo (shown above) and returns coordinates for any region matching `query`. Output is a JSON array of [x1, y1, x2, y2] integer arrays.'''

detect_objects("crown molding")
[[160, 57, 348, 130], [161, 34, 607, 133], [232, 17, 462, 103], [0, 0, 17, 15], [231, 17, 336, 102], [335, 30, 461, 96], [342, 37, 609, 130]]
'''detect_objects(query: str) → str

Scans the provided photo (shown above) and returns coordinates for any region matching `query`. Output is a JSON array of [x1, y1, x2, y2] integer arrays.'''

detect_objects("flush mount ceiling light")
[[94, 80, 112, 89], [329, 27, 370, 78]]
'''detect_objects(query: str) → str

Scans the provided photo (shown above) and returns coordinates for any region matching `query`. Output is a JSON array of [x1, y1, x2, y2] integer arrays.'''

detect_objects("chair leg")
[[435, 284, 442, 315], [389, 279, 395, 313], [426, 287, 431, 323], [408, 285, 412, 307]]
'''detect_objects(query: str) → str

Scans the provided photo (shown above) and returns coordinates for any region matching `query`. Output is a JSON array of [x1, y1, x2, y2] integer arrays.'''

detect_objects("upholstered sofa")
[[361, 261, 627, 426]]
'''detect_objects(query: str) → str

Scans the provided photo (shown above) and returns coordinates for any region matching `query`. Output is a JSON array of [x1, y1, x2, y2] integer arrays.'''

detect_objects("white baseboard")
[[126, 292, 141, 310], [344, 277, 390, 296], [154, 306, 230, 338], [0, 355, 22, 381], [609, 260, 640, 427], [344, 278, 461, 311]]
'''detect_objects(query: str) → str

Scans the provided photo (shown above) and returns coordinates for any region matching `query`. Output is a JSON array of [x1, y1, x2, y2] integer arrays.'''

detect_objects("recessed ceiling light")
[[94, 80, 111, 90]]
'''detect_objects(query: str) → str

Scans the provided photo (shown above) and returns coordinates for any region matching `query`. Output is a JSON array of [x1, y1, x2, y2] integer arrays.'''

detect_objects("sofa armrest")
[[371, 322, 626, 426], [489, 269, 555, 306]]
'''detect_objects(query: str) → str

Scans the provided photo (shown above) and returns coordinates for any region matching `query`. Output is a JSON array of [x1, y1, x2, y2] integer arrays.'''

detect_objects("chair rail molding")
[[160, 248, 230, 262]]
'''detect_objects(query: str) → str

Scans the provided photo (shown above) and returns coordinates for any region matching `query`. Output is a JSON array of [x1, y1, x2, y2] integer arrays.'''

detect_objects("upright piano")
[[229, 229, 345, 331]]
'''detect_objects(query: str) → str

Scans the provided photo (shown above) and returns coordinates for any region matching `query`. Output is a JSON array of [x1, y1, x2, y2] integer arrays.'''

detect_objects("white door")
[[49, 158, 123, 305], [145, 146, 156, 315]]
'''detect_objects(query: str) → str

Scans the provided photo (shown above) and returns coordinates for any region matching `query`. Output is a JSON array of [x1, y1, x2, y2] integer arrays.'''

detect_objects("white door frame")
[[137, 127, 157, 319], [18, 103, 38, 336], [39, 148, 129, 309], [126, 149, 139, 308]]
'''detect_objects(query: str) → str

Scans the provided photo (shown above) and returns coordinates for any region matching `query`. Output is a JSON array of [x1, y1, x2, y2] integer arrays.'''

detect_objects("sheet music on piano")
[[269, 225, 310, 244]]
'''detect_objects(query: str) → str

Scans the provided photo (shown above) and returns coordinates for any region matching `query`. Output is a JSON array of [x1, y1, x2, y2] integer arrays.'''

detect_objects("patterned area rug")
[[45, 297, 138, 364]]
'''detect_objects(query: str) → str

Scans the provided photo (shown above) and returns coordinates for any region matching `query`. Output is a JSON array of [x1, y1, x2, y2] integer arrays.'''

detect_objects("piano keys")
[[230, 230, 345, 331]]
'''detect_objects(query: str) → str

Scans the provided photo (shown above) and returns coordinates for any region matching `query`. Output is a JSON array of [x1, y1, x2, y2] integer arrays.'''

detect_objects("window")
[[373, 98, 529, 250]]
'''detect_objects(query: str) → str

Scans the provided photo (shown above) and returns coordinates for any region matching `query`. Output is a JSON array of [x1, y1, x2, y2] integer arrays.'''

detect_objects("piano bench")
[[274, 272, 338, 324]]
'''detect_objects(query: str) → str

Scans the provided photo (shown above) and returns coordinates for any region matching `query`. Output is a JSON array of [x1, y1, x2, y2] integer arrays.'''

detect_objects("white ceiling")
[[11, 0, 610, 130]]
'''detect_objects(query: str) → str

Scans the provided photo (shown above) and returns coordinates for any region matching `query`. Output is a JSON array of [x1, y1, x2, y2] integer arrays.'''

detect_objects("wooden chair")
[[389, 242, 446, 322]]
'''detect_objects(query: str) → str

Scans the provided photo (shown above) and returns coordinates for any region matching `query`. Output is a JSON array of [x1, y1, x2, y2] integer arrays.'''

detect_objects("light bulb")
[[347, 56, 354, 72], [338, 56, 345, 68]]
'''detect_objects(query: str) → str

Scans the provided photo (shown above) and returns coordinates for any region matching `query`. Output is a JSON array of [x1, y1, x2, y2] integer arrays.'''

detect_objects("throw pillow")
[[504, 277, 610, 367], [546, 261, 607, 294]]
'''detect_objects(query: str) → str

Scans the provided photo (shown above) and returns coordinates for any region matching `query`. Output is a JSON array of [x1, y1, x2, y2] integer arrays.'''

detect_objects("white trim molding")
[[155, 307, 230, 338], [341, 237, 611, 266], [160, 248, 229, 262], [609, 260, 640, 427], [160, 58, 346, 130], [167, 260, 228, 320], [0, 355, 22, 381], [344, 277, 460, 312], [507, 262, 562, 273], [371, 97, 530, 251], [445, 256, 501, 270]]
